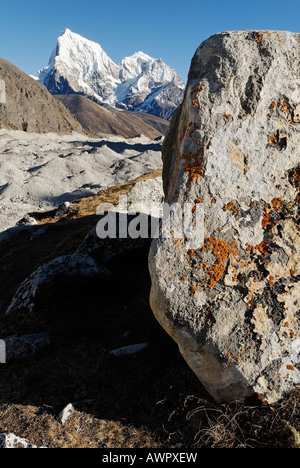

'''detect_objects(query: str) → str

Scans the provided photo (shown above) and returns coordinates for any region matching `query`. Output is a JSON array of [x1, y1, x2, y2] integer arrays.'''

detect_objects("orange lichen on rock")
[[191, 84, 204, 95], [278, 99, 289, 113], [268, 135, 277, 145], [183, 151, 205, 186], [271, 197, 284, 210], [286, 364, 295, 371], [261, 211, 272, 229], [223, 201, 239, 216], [261, 198, 285, 229], [250, 240, 270, 257], [191, 83, 204, 107], [202, 237, 239, 289], [269, 98, 290, 115]]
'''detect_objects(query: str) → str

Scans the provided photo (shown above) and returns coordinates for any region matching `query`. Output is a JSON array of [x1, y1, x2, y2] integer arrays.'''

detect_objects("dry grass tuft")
[[172, 390, 300, 448]]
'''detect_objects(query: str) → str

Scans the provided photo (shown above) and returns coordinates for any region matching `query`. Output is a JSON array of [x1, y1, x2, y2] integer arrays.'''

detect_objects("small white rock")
[[58, 403, 76, 424], [0, 433, 39, 449], [56, 201, 71, 216]]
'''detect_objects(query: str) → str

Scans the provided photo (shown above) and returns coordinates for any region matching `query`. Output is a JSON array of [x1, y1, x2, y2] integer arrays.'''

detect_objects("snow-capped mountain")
[[37, 29, 185, 120], [37, 29, 120, 101]]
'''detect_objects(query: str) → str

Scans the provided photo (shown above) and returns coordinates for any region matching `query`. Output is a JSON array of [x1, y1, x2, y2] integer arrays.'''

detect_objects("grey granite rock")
[[6, 254, 111, 315], [149, 31, 300, 404], [2, 332, 50, 361]]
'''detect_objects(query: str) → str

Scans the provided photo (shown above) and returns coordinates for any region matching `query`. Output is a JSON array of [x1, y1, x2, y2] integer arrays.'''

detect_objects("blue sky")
[[0, 0, 299, 82]]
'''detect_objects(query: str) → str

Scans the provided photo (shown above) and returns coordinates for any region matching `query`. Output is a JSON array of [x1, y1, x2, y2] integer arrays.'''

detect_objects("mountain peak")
[[37, 29, 120, 99], [129, 51, 153, 61], [60, 27, 72, 35], [59, 28, 87, 43], [37, 30, 185, 120], [57, 28, 107, 55]]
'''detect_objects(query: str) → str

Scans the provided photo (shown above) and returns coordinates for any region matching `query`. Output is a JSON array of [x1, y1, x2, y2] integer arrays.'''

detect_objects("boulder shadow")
[[0, 212, 208, 439]]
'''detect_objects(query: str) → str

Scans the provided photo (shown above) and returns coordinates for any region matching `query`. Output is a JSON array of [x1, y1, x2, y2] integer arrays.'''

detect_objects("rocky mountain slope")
[[55, 94, 169, 138], [37, 29, 185, 120], [0, 58, 82, 134]]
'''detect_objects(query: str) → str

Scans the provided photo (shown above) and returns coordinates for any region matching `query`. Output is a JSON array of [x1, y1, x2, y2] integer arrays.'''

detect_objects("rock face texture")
[[149, 31, 300, 404], [0, 58, 82, 134]]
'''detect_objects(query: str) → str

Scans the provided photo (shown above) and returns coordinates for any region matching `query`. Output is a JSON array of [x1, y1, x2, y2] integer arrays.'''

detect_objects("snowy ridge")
[[37, 29, 120, 101], [37, 29, 185, 120]]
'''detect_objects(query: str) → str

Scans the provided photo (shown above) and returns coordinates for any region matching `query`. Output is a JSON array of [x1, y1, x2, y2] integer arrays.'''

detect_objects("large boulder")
[[149, 31, 300, 404], [2, 332, 51, 362], [5, 254, 110, 315]]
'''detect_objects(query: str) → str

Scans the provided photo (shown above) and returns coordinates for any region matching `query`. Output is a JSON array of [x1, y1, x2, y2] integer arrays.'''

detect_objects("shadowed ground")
[[0, 170, 299, 448]]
